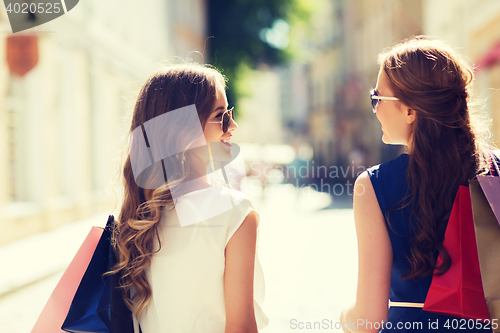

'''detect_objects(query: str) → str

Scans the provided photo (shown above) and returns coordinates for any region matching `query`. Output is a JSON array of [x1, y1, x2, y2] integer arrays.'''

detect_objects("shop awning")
[[476, 40, 500, 70]]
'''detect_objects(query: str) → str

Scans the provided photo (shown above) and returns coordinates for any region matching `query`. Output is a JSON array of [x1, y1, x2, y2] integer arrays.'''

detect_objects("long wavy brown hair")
[[106, 63, 226, 318], [378, 36, 492, 279]]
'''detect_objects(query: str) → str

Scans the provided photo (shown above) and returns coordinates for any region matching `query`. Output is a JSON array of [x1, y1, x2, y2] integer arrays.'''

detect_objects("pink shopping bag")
[[470, 174, 500, 330], [31, 226, 104, 333], [477, 174, 500, 225]]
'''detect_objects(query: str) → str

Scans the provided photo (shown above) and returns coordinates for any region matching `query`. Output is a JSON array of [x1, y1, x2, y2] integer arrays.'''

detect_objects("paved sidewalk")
[[0, 212, 112, 298]]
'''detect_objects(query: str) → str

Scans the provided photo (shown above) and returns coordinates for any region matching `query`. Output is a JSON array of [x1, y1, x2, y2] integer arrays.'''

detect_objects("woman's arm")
[[224, 210, 259, 333], [340, 171, 392, 333]]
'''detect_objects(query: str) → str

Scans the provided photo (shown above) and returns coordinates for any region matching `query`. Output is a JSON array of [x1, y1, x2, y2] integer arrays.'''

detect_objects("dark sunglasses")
[[207, 107, 235, 133], [370, 89, 399, 113]]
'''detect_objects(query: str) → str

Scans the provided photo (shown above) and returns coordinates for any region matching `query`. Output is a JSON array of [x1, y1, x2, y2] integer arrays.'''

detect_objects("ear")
[[406, 108, 416, 125]]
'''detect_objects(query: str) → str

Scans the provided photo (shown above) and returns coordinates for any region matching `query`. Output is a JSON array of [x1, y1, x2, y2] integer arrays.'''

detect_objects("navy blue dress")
[[367, 153, 494, 332]]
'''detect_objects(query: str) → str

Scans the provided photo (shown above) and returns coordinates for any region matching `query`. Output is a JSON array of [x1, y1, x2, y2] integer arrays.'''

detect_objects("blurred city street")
[[257, 184, 358, 332], [1, 1, 499, 332], [0, 184, 358, 333]]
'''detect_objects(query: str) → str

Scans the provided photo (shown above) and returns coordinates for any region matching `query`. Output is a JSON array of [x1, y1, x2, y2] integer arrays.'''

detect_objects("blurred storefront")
[[304, 0, 423, 185], [0, 0, 207, 245]]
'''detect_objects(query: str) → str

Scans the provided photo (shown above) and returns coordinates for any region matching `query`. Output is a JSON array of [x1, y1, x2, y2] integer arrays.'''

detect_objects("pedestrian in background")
[[341, 36, 498, 332]]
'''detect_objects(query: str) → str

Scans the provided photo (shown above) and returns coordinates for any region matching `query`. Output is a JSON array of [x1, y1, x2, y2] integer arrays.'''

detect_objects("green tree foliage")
[[207, 0, 312, 109]]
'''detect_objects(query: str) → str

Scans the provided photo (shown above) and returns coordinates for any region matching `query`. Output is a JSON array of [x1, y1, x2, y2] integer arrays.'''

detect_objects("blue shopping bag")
[[62, 215, 134, 333]]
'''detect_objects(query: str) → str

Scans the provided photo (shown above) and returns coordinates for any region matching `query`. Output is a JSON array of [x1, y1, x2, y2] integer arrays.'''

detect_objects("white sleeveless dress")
[[137, 186, 269, 333]]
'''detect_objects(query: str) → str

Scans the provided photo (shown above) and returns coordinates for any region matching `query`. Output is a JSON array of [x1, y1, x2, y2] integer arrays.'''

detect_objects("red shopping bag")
[[423, 185, 490, 320], [31, 226, 104, 333]]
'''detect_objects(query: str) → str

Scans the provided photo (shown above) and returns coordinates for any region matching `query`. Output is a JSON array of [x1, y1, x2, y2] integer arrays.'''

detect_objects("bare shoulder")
[[353, 171, 376, 199], [226, 209, 259, 253], [353, 170, 383, 227], [355, 170, 371, 183], [244, 209, 259, 226], [231, 210, 258, 241]]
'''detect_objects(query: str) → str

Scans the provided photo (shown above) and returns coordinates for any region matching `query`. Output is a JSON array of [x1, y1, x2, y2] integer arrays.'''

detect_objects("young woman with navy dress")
[[340, 36, 497, 332]]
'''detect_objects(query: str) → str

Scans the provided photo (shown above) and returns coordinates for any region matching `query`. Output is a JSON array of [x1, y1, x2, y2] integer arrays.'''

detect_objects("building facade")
[[424, 0, 500, 146], [0, 0, 207, 245], [304, 0, 423, 187]]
